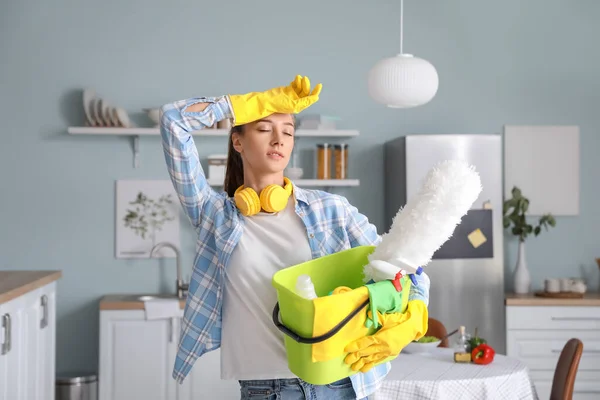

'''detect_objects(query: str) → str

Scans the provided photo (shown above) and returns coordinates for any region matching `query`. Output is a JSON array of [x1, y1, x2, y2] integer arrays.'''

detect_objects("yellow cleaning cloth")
[[344, 300, 429, 372], [311, 286, 372, 363], [311, 279, 411, 363]]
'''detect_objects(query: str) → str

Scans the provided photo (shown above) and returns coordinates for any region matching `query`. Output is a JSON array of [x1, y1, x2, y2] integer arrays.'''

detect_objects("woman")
[[159, 75, 430, 400]]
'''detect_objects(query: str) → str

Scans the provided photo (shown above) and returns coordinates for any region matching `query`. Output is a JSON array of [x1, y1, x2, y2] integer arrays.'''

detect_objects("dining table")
[[372, 347, 539, 400]]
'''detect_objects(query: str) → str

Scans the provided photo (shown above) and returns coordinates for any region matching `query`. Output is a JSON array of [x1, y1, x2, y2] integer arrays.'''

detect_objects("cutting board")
[[534, 291, 584, 299]]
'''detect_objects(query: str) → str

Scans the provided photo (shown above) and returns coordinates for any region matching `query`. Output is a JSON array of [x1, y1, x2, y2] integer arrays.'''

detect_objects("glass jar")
[[316, 143, 331, 179], [208, 154, 227, 182], [217, 118, 232, 129], [334, 144, 348, 179], [453, 325, 472, 363]]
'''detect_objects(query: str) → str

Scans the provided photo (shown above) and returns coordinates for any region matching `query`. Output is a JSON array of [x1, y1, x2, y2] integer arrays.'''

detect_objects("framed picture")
[[504, 125, 579, 215], [115, 180, 181, 258]]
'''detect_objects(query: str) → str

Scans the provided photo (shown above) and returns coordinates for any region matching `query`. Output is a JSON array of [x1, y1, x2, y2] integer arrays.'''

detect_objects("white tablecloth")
[[372, 348, 539, 400]]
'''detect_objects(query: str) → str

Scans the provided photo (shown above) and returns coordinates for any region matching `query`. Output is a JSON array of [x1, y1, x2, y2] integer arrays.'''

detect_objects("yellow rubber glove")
[[343, 300, 429, 373], [228, 75, 322, 126]]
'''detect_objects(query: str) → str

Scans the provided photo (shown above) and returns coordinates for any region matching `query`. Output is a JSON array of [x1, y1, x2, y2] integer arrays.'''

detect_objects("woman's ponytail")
[[223, 125, 245, 197]]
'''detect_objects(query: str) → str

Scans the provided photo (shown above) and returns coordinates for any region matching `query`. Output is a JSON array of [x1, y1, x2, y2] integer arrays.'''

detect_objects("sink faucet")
[[150, 242, 189, 299]]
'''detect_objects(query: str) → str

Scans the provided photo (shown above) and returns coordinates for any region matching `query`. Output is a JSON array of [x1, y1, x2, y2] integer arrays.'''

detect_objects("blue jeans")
[[239, 377, 362, 399]]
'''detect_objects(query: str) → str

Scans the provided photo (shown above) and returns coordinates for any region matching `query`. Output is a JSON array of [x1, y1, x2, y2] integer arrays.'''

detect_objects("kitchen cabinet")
[[506, 294, 600, 400], [0, 272, 59, 400], [99, 299, 239, 400]]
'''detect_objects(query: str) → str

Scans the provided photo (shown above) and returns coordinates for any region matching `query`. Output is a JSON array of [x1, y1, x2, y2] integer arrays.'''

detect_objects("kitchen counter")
[[505, 292, 600, 306], [0, 270, 62, 305], [100, 294, 186, 310]]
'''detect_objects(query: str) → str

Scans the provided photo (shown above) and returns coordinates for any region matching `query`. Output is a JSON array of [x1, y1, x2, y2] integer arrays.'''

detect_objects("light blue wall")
[[1, 0, 599, 375]]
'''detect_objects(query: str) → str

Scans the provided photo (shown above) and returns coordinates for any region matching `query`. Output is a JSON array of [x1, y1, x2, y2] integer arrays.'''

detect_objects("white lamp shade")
[[368, 54, 439, 108]]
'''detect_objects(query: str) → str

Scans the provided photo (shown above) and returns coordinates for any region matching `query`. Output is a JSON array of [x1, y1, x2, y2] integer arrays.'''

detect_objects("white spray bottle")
[[295, 274, 318, 300]]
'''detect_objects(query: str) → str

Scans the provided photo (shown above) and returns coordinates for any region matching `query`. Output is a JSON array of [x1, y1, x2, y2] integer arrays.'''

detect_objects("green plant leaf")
[[503, 198, 517, 215], [509, 214, 520, 224], [502, 186, 555, 241], [511, 187, 522, 199]]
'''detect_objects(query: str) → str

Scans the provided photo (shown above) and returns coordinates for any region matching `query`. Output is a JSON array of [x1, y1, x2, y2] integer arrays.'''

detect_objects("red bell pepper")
[[471, 343, 495, 365]]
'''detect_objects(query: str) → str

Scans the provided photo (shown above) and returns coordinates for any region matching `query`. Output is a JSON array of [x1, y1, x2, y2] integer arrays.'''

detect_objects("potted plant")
[[503, 186, 556, 293]]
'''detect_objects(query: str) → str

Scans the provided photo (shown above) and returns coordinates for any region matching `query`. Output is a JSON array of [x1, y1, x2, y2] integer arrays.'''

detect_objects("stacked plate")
[[82, 89, 132, 128]]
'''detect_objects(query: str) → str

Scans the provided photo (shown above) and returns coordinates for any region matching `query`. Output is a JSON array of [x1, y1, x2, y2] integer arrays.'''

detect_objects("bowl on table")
[[402, 336, 442, 354], [143, 108, 160, 127], [286, 167, 304, 180]]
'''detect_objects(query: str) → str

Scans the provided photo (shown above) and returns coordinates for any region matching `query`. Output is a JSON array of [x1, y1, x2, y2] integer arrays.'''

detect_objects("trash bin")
[[55, 373, 98, 400]]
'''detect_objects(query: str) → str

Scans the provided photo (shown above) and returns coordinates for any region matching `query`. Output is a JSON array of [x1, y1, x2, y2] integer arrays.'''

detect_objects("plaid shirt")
[[160, 96, 430, 399]]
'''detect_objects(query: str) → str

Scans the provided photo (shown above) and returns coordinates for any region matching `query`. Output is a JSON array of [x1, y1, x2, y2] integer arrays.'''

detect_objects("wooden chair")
[[426, 318, 449, 348], [550, 338, 583, 400]]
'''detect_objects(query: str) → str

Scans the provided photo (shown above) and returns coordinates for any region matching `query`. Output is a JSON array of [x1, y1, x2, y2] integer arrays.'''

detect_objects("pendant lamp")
[[367, 0, 439, 108]]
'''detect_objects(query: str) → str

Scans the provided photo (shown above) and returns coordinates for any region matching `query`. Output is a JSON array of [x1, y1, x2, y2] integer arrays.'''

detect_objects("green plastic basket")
[[271, 245, 410, 385]]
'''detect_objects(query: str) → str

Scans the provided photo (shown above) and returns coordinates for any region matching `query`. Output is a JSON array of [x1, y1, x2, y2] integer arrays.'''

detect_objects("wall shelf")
[[67, 126, 359, 168], [207, 178, 360, 187], [67, 126, 359, 138]]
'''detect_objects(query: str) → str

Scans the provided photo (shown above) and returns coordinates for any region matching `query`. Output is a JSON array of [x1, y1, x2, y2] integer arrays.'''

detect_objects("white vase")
[[513, 240, 531, 294]]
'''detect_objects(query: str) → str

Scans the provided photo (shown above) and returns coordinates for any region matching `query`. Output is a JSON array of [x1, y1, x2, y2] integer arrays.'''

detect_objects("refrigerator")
[[384, 134, 506, 354]]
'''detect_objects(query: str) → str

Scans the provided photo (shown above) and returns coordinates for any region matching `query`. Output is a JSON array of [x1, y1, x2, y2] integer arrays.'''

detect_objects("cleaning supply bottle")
[[295, 274, 318, 299], [453, 325, 471, 363]]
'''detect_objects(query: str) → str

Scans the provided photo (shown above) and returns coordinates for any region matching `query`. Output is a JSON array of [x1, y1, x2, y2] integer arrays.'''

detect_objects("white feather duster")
[[364, 159, 482, 282]]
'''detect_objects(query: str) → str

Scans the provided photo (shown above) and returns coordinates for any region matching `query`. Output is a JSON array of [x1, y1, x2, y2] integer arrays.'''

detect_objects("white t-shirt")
[[220, 196, 313, 380]]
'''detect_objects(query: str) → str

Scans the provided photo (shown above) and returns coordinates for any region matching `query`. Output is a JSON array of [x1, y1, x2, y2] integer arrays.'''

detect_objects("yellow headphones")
[[234, 177, 293, 216]]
